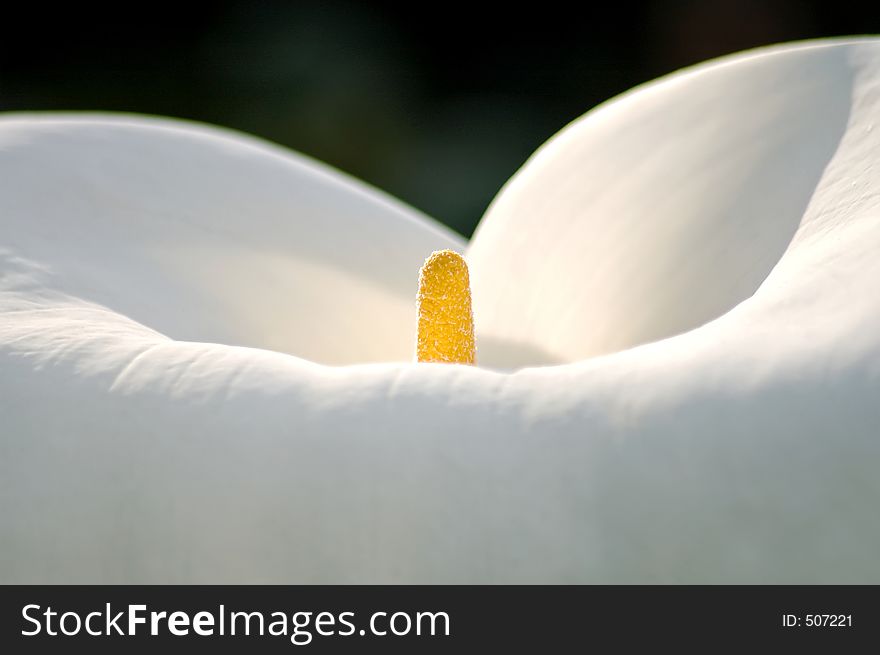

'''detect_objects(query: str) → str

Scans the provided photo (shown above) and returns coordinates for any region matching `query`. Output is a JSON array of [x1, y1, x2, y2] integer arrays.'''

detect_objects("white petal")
[[468, 38, 871, 367], [0, 114, 462, 365], [3, 40, 880, 583]]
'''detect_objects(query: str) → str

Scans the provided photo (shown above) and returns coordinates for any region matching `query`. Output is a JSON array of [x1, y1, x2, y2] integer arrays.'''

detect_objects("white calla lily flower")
[[2, 38, 879, 583]]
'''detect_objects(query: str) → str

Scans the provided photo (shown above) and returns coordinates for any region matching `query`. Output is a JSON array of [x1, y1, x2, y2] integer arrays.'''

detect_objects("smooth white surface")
[[2, 40, 879, 583], [469, 42, 855, 365], [0, 116, 462, 366]]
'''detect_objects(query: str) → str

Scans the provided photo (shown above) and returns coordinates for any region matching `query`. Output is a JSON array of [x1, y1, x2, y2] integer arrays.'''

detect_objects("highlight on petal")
[[468, 39, 866, 368], [0, 114, 463, 365]]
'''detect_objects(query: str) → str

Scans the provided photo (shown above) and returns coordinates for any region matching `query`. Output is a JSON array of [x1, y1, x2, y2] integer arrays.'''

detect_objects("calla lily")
[[2, 38, 879, 583]]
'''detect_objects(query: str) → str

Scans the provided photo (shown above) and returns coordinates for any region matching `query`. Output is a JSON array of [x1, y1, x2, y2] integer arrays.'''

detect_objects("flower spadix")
[[416, 250, 476, 364]]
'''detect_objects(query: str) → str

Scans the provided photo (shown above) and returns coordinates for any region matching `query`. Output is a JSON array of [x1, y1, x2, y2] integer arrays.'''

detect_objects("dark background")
[[2, 0, 878, 237]]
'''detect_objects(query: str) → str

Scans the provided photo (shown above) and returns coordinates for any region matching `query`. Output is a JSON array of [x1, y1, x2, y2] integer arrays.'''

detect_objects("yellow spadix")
[[416, 250, 476, 365]]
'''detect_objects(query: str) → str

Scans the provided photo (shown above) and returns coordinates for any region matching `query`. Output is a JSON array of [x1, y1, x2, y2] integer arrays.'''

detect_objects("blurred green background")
[[2, 0, 877, 236]]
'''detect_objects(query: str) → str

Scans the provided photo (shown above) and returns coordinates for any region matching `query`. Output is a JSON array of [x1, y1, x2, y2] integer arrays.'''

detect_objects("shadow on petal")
[[477, 335, 565, 370]]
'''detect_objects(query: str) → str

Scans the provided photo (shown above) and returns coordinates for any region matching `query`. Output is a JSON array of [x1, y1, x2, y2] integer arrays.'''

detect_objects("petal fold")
[[468, 40, 864, 366], [0, 114, 462, 365]]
